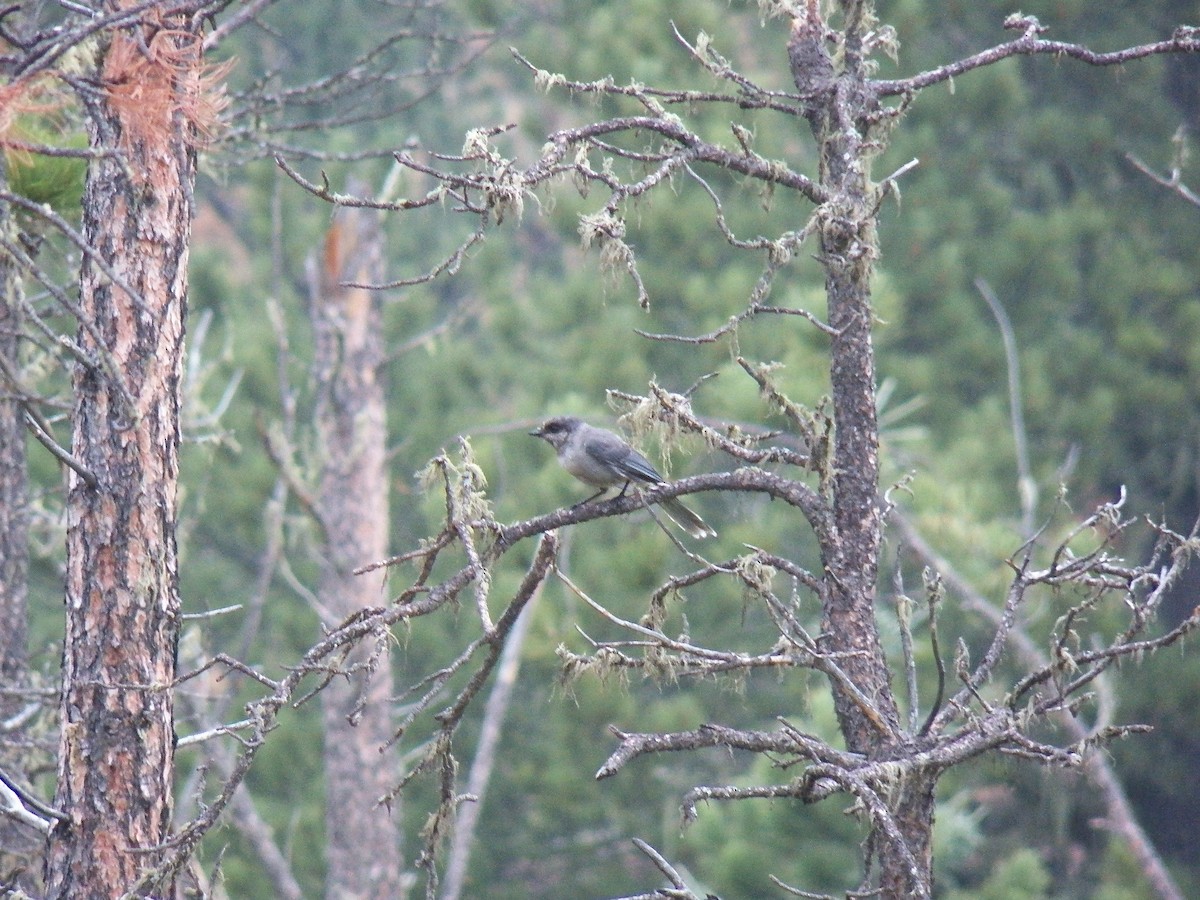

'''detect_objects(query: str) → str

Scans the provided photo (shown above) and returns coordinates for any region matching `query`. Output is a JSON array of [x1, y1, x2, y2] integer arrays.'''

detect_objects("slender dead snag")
[[308, 192, 403, 899]]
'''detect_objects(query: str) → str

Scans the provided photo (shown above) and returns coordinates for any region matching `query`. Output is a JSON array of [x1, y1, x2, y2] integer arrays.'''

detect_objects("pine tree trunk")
[[44, 10, 200, 897], [310, 203, 402, 900]]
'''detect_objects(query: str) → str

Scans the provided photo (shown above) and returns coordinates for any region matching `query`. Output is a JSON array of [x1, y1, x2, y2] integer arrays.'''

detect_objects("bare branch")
[[597, 722, 847, 782], [629, 838, 689, 890], [894, 511, 1190, 900], [23, 409, 97, 489], [512, 43, 808, 117], [0, 776, 54, 835], [200, 0, 280, 51], [876, 22, 1200, 97]]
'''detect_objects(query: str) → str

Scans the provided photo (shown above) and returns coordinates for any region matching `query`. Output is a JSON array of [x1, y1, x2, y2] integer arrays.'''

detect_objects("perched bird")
[[530, 415, 716, 539]]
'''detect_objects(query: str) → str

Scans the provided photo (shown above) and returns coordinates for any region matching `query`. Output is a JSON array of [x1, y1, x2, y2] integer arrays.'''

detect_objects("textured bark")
[[44, 9, 200, 898], [791, 0, 901, 757], [310, 203, 401, 900], [792, 3, 924, 895]]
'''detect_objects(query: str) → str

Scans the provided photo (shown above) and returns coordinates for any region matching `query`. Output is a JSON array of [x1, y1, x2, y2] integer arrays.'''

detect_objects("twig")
[[892, 562, 919, 734], [631, 838, 689, 889], [1126, 130, 1200, 208], [975, 277, 1036, 535], [441, 576, 543, 900], [23, 409, 98, 488]]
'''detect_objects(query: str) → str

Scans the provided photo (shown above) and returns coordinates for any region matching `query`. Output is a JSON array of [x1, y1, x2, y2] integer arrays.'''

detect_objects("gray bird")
[[530, 416, 716, 539]]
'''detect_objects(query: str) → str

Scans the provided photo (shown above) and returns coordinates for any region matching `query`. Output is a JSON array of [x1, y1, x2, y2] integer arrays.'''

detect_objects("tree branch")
[[875, 21, 1200, 97]]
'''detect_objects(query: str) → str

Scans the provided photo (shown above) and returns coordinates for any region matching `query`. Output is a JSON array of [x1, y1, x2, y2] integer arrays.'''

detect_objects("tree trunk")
[[878, 772, 937, 898], [792, 4, 925, 895], [310, 202, 401, 900], [44, 9, 201, 897], [793, 0, 901, 755]]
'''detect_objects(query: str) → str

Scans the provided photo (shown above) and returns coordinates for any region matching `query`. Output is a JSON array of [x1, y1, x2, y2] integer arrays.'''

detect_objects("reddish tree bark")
[[44, 8, 206, 897], [310, 203, 402, 899]]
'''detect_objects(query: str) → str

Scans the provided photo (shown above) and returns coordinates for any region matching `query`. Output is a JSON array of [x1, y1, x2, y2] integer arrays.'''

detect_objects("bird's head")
[[529, 416, 581, 450]]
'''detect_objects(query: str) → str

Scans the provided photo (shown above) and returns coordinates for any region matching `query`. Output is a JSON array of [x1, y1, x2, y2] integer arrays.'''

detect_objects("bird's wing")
[[585, 434, 663, 484]]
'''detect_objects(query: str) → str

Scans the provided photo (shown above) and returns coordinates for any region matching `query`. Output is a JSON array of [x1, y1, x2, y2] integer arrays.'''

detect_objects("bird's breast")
[[560, 451, 619, 487]]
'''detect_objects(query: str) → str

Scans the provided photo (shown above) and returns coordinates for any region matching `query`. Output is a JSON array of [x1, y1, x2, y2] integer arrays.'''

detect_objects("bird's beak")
[[529, 426, 545, 437]]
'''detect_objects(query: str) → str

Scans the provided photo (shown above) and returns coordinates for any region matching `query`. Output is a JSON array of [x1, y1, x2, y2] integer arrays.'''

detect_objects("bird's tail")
[[660, 496, 717, 539]]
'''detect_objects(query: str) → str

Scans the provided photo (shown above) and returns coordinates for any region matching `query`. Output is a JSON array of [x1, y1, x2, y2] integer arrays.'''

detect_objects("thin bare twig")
[[975, 277, 1036, 536]]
